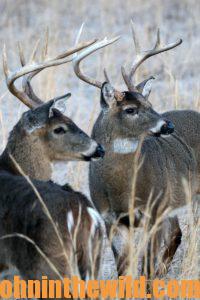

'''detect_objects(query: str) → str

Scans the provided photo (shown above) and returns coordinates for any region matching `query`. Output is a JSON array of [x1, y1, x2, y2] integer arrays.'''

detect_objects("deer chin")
[[148, 120, 166, 136], [147, 130, 173, 138], [147, 131, 161, 137], [82, 143, 105, 161], [82, 155, 103, 162], [148, 119, 174, 138]]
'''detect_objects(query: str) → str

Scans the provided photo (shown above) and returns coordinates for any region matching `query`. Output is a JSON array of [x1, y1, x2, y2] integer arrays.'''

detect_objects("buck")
[[0, 33, 106, 294], [73, 25, 199, 278]]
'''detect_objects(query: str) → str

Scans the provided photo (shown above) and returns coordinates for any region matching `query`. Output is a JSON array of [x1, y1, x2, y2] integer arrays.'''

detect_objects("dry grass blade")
[[0, 233, 63, 281]]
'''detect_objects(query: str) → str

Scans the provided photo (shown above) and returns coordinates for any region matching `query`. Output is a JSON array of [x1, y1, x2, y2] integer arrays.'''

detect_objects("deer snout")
[[91, 144, 105, 160], [83, 142, 105, 161], [149, 119, 174, 137], [160, 120, 175, 135]]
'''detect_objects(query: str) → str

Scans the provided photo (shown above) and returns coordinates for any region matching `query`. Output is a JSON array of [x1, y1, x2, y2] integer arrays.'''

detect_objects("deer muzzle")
[[83, 143, 105, 161], [91, 144, 105, 160], [160, 120, 175, 135]]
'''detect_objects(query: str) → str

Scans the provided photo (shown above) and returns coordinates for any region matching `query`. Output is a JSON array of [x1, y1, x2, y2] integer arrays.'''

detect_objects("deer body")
[[0, 170, 102, 281], [163, 109, 200, 191], [72, 25, 198, 279], [90, 114, 197, 218], [90, 106, 200, 279], [0, 33, 106, 294], [0, 100, 104, 285]]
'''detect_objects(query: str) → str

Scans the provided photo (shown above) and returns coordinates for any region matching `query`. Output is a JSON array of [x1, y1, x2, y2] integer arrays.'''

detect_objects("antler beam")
[[3, 28, 97, 108], [121, 21, 182, 91], [73, 36, 120, 89]]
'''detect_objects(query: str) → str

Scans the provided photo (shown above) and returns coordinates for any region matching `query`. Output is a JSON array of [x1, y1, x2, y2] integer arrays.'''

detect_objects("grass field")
[[0, 0, 199, 297]]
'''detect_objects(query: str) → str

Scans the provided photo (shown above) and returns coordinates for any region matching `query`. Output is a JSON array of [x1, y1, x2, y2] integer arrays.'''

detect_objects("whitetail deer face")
[[101, 83, 174, 141], [21, 97, 105, 162]]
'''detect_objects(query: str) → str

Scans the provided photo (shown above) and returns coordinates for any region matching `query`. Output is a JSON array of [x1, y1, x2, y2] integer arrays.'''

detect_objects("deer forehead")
[[48, 115, 73, 128], [122, 104, 138, 110], [118, 98, 151, 110]]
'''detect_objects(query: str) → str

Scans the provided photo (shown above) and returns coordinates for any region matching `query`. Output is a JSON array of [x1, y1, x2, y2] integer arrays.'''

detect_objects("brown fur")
[[0, 99, 104, 297], [89, 83, 198, 278]]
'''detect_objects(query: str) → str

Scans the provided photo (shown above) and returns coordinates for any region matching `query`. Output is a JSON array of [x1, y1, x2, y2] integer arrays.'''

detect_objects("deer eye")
[[53, 127, 66, 134], [125, 107, 138, 114]]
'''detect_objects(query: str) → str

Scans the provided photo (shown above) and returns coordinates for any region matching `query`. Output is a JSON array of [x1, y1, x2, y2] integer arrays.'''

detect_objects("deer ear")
[[22, 111, 45, 134], [101, 82, 115, 108], [49, 93, 71, 118], [136, 76, 155, 100]]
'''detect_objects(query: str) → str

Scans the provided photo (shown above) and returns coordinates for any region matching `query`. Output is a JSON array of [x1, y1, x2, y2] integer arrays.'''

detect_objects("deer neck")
[[94, 113, 139, 155], [0, 126, 52, 180], [111, 138, 139, 154]]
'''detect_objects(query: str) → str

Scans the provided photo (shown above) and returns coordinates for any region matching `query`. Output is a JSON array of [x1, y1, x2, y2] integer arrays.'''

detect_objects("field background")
[[0, 0, 199, 293]]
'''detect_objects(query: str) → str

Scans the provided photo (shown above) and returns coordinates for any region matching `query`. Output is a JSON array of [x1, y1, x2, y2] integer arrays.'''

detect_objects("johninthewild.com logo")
[[0, 276, 199, 298]]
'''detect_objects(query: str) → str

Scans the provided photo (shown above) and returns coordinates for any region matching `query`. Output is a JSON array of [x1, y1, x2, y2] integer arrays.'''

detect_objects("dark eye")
[[125, 108, 137, 114], [53, 127, 66, 134]]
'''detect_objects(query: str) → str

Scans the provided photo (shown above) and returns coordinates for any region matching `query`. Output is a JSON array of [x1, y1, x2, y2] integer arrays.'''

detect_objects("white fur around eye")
[[131, 114, 139, 119], [123, 106, 139, 118], [113, 138, 139, 154]]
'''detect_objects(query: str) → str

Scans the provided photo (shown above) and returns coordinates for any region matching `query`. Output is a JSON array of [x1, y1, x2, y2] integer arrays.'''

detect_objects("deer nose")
[[92, 144, 105, 159], [160, 120, 175, 135]]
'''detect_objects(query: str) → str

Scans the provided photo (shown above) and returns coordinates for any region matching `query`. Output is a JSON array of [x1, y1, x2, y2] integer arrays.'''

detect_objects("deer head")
[[19, 96, 104, 162], [2, 29, 104, 179], [73, 24, 182, 152]]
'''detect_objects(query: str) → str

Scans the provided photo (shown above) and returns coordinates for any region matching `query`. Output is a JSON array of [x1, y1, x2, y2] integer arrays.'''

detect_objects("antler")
[[73, 36, 120, 89], [3, 28, 97, 108], [121, 20, 182, 91], [73, 23, 120, 90]]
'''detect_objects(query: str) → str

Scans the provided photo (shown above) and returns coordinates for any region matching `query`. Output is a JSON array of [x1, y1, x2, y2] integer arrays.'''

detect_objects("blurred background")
[[0, 0, 199, 280], [0, 0, 200, 191]]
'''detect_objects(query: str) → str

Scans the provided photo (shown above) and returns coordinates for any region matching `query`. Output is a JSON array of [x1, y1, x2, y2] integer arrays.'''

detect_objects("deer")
[[73, 24, 199, 280], [0, 31, 108, 298]]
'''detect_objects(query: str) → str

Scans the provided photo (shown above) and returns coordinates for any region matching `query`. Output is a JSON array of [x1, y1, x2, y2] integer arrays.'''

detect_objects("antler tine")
[[3, 35, 99, 108], [73, 36, 120, 88], [42, 27, 49, 59], [17, 42, 26, 66], [17, 42, 42, 105], [155, 28, 161, 49], [3, 44, 9, 77], [21, 37, 98, 104], [3, 44, 42, 108], [131, 19, 141, 55], [28, 38, 40, 63], [129, 32, 182, 79], [122, 24, 182, 91], [103, 68, 111, 83], [25, 38, 98, 79]]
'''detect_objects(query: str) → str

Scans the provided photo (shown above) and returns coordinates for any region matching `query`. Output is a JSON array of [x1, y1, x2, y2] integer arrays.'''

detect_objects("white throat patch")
[[113, 138, 139, 154]]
